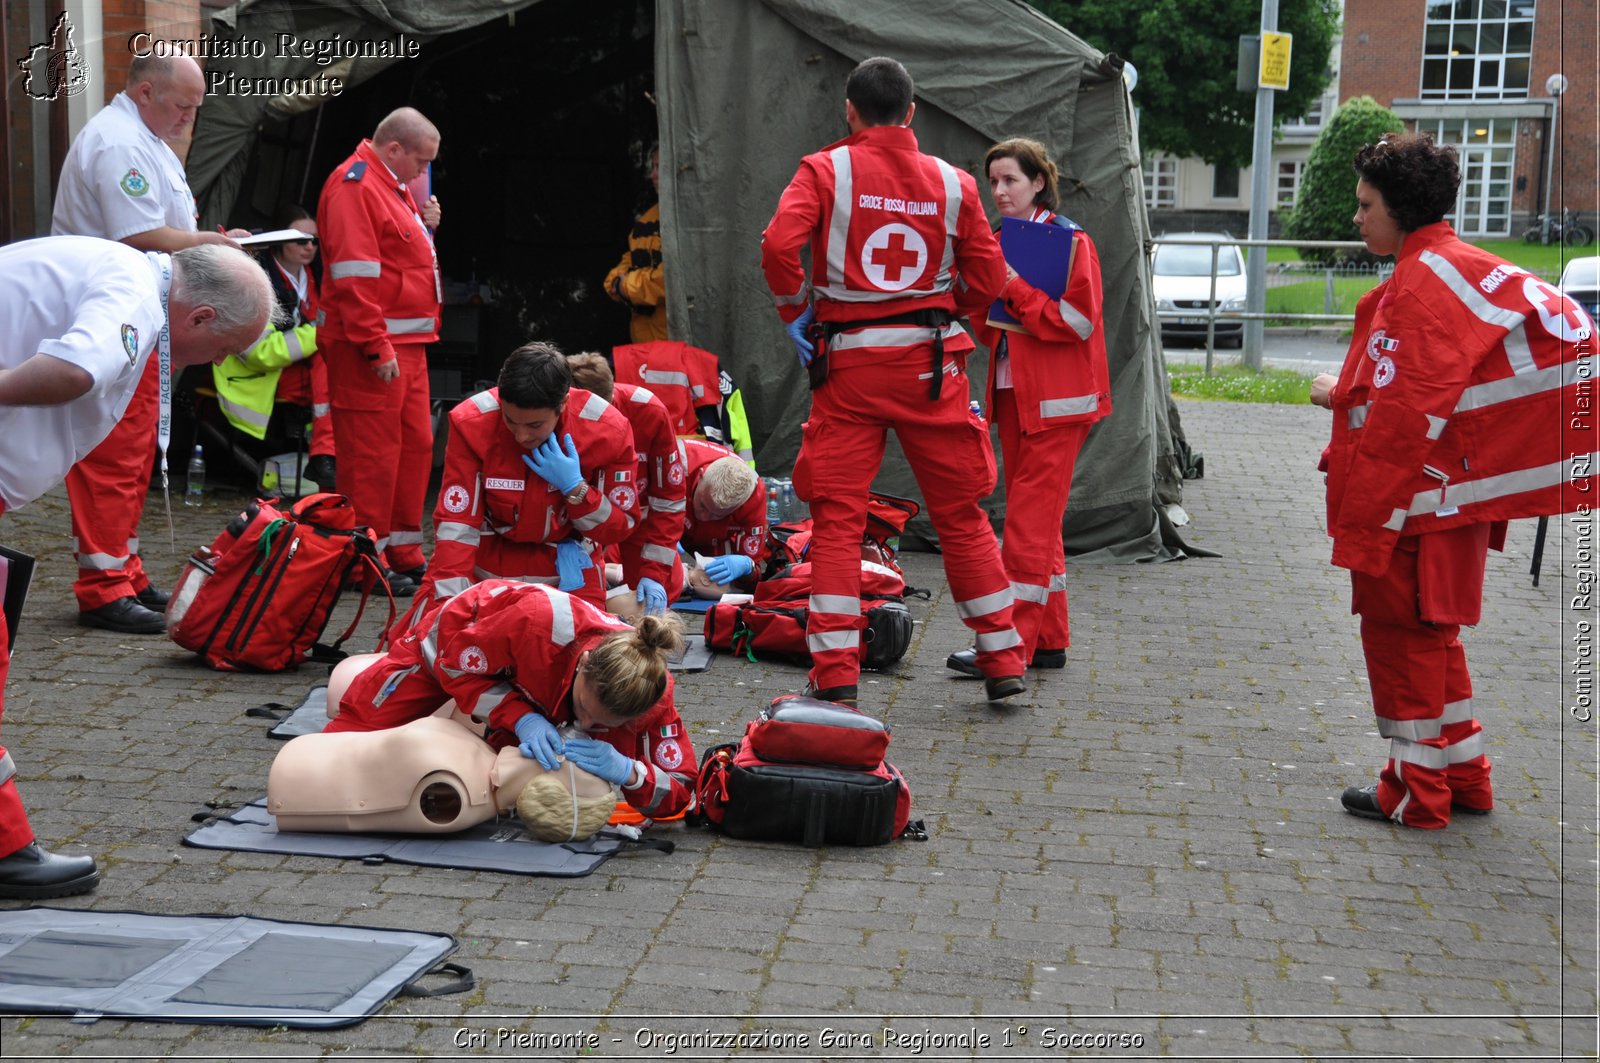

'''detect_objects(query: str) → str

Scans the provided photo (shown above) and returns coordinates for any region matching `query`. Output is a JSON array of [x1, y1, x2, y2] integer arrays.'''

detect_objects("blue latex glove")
[[513, 712, 564, 769], [555, 539, 594, 592], [564, 737, 636, 787], [523, 432, 584, 495], [704, 553, 754, 584], [785, 306, 816, 368], [635, 576, 668, 614]]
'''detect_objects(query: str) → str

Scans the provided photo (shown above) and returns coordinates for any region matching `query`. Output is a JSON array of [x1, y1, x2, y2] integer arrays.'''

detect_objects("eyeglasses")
[[289, 237, 318, 247]]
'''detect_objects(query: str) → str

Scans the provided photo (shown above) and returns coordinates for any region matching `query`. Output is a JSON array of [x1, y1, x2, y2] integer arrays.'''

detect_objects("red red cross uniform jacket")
[[681, 438, 767, 572], [760, 123, 1021, 689], [610, 383, 688, 596], [612, 341, 724, 438], [968, 209, 1112, 660], [422, 387, 640, 609], [1325, 221, 1596, 828], [331, 582, 695, 818]]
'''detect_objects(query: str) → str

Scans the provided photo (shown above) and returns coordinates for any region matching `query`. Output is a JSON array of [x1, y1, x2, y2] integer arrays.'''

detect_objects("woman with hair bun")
[[1311, 131, 1594, 829], [947, 137, 1111, 680], [326, 581, 696, 820]]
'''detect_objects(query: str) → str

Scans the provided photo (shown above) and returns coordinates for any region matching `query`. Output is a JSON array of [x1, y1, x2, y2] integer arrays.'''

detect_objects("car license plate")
[[1177, 317, 1207, 325]]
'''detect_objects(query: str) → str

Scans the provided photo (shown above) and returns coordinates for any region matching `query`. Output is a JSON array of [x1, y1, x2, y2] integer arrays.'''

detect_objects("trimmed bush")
[[1283, 97, 1403, 263]]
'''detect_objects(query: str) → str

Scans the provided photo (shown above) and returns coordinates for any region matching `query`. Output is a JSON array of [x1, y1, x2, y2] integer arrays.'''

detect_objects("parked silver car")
[[1152, 233, 1247, 348]]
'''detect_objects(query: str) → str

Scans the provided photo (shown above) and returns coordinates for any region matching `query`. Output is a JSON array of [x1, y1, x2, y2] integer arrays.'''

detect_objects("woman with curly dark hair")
[[1309, 131, 1594, 830]]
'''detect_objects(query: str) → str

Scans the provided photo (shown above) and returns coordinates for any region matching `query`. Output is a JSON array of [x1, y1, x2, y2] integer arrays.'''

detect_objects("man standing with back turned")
[[761, 57, 1026, 708], [317, 107, 444, 593], [52, 54, 244, 635]]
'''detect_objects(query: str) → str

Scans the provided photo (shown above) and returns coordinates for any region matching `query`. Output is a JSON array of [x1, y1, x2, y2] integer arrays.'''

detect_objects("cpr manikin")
[[268, 662, 619, 841]]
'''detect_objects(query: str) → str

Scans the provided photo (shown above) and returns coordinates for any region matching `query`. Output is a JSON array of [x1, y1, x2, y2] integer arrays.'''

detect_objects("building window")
[[1143, 155, 1176, 209], [1415, 116, 1518, 236], [1284, 96, 1327, 131], [1276, 160, 1304, 207], [1421, 0, 1536, 100], [1212, 165, 1240, 200]]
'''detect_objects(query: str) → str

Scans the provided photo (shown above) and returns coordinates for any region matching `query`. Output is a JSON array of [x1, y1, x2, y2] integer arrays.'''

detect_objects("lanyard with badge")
[[155, 257, 176, 551]]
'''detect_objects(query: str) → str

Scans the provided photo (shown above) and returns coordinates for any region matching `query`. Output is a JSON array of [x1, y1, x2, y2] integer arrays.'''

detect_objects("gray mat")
[[0, 907, 466, 1029], [184, 799, 640, 876], [668, 632, 713, 672]]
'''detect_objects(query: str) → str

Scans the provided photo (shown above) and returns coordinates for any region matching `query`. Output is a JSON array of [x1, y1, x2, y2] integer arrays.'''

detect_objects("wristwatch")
[[564, 482, 590, 506]]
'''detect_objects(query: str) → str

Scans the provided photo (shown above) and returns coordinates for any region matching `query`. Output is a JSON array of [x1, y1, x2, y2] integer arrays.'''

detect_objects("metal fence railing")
[[1151, 235, 1558, 374]]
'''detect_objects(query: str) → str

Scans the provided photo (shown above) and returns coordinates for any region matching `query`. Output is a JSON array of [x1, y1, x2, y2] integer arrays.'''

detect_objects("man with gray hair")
[[0, 235, 275, 898], [317, 106, 445, 597], [53, 53, 248, 635]]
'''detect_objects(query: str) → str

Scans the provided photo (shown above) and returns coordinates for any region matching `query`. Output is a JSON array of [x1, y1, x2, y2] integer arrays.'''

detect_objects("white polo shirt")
[[0, 238, 167, 509], [51, 92, 197, 242]]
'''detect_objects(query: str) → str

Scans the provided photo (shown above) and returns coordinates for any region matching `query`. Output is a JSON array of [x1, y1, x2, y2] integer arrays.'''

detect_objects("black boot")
[[0, 841, 99, 900]]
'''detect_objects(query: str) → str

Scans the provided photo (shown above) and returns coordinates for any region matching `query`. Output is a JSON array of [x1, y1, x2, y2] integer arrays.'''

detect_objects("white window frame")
[[1143, 155, 1176, 209], [1421, 0, 1536, 101]]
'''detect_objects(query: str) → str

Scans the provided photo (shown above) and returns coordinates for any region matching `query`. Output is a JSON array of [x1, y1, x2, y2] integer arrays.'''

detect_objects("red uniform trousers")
[[275, 358, 336, 459], [794, 345, 1023, 690], [1351, 522, 1494, 829], [0, 503, 37, 858], [993, 388, 1088, 659], [327, 340, 431, 572], [66, 356, 158, 610]]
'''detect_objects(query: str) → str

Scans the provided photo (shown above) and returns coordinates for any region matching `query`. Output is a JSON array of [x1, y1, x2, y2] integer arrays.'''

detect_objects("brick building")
[[1144, 0, 1598, 239]]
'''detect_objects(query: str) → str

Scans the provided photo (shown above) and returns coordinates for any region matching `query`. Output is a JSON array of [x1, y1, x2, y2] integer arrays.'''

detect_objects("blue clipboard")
[[986, 215, 1078, 334]]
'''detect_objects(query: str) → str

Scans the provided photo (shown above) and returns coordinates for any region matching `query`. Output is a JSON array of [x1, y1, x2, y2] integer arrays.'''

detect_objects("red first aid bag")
[[702, 561, 913, 669], [167, 494, 389, 672], [695, 698, 918, 848]]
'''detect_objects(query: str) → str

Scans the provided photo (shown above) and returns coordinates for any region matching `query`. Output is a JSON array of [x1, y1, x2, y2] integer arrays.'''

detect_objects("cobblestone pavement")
[[0, 398, 1594, 1061]]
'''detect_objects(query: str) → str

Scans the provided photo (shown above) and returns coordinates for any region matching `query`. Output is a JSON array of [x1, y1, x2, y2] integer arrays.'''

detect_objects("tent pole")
[[298, 104, 326, 206]]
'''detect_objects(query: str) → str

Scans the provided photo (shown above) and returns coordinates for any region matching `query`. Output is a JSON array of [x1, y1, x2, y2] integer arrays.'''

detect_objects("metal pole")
[[1541, 92, 1560, 244], [1243, 0, 1278, 370]]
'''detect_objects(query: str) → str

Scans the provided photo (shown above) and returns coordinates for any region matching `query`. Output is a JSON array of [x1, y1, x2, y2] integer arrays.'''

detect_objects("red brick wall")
[[101, 0, 202, 103], [1340, 0, 1426, 108]]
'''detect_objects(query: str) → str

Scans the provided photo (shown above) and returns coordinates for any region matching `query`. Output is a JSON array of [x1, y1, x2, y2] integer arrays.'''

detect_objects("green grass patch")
[[1265, 275, 1375, 318], [1167, 362, 1313, 404], [1470, 238, 1593, 278]]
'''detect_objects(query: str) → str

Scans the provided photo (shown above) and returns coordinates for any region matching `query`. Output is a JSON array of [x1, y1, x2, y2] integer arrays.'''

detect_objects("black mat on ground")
[[672, 597, 715, 614], [0, 907, 467, 1029], [184, 799, 647, 876], [667, 632, 713, 673], [246, 684, 329, 739]]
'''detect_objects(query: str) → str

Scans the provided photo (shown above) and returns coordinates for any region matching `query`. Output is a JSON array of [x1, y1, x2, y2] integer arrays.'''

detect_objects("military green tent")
[[191, 0, 1190, 559]]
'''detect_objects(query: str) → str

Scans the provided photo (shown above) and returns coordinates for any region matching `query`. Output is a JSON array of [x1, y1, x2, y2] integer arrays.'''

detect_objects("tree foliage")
[[1282, 96, 1404, 263], [1031, 0, 1340, 168]]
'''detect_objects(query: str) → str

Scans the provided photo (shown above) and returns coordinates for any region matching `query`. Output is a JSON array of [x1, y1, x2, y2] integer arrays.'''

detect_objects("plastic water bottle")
[[184, 445, 206, 507], [969, 399, 984, 422], [779, 479, 799, 522], [766, 480, 782, 523]]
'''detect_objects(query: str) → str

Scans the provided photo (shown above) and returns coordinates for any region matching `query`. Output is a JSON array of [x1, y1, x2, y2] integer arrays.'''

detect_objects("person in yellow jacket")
[[604, 145, 667, 343], [212, 209, 336, 488]]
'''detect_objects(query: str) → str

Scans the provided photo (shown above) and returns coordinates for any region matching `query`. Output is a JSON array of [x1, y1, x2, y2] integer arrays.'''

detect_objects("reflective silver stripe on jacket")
[[1419, 250, 1532, 372], [1039, 394, 1099, 419], [629, 386, 656, 404], [385, 317, 434, 335], [370, 665, 419, 708], [933, 157, 961, 287], [570, 496, 614, 532], [579, 393, 609, 421], [650, 497, 686, 514], [329, 259, 381, 279], [1059, 297, 1094, 339], [829, 323, 966, 353], [772, 285, 810, 308], [825, 146, 853, 291], [1456, 356, 1592, 414], [0, 750, 15, 786], [216, 394, 271, 433], [641, 543, 677, 565], [312, 402, 330, 418], [471, 391, 500, 414], [433, 575, 472, 598], [1387, 454, 1598, 528], [388, 530, 423, 546], [466, 682, 515, 722], [530, 582, 577, 645], [436, 521, 480, 546], [282, 329, 309, 362], [641, 369, 690, 389]]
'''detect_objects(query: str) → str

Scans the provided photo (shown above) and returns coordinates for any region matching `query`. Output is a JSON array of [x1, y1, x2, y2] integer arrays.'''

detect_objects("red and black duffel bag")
[[695, 695, 923, 848], [167, 493, 390, 672], [702, 560, 913, 670]]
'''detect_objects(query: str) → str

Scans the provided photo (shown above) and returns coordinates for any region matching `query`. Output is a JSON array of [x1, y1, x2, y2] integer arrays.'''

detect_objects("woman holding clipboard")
[[947, 138, 1111, 680]]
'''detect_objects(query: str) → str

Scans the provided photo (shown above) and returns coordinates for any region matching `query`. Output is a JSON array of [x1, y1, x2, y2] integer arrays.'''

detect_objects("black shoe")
[[1340, 784, 1390, 821], [379, 570, 417, 598], [985, 675, 1026, 702], [394, 564, 427, 583], [79, 596, 166, 634], [0, 842, 99, 900], [1452, 799, 1492, 816], [304, 455, 337, 490], [1030, 648, 1067, 669], [134, 584, 169, 610], [802, 683, 858, 708], [945, 648, 983, 678]]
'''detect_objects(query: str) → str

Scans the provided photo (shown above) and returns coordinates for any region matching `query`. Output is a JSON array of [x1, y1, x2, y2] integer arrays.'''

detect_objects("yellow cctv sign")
[[1260, 31, 1292, 91]]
